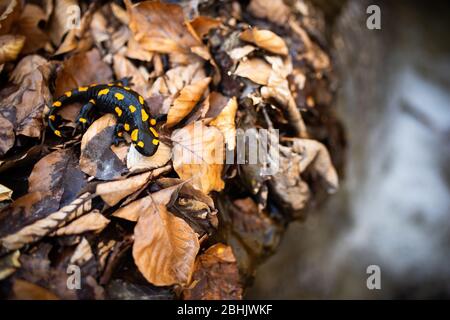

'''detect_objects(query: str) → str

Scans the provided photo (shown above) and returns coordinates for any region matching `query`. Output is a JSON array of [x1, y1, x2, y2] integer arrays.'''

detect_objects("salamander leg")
[[75, 101, 95, 132], [113, 123, 125, 146], [115, 77, 133, 87]]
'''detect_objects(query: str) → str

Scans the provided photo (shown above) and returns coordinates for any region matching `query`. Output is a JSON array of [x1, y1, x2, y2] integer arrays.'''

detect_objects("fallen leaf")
[[53, 210, 110, 236], [126, 142, 172, 173], [234, 58, 272, 85], [166, 77, 211, 127], [228, 45, 256, 61], [133, 203, 199, 286], [172, 122, 225, 194], [0, 0, 22, 35], [189, 16, 221, 39], [260, 56, 307, 136], [96, 171, 152, 207], [47, 0, 79, 47], [0, 250, 20, 280], [113, 54, 151, 98], [16, 4, 49, 54], [247, 0, 290, 26], [210, 97, 238, 150], [80, 114, 127, 180], [291, 138, 339, 192], [182, 243, 242, 300], [0, 184, 12, 202], [12, 279, 59, 300], [240, 27, 288, 55], [125, 0, 199, 55], [55, 48, 113, 97], [0, 34, 25, 64]]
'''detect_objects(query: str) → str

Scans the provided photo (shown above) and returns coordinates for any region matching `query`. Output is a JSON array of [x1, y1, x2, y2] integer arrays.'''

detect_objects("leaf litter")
[[0, 0, 343, 300]]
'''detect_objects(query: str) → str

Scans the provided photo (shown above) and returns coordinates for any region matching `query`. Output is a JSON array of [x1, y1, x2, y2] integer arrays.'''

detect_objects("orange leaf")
[[133, 204, 199, 286]]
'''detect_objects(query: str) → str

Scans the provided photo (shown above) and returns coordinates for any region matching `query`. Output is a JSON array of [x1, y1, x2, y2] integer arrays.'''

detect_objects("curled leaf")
[[80, 114, 127, 180], [234, 58, 272, 85], [240, 28, 288, 55]]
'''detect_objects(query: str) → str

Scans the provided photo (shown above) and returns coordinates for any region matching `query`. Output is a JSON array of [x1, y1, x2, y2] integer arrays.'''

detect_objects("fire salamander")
[[48, 79, 160, 156]]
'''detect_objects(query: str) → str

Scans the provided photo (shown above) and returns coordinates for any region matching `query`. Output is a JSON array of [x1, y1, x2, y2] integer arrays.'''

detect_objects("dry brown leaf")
[[247, 0, 290, 26], [291, 138, 339, 192], [80, 114, 127, 180], [55, 48, 113, 97], [172, 122, 225, 194], [0, 184, 12, 202], [96, 171, 152, 207], [210, 97, 238, 150], [53, 210, 109, 236], [182, 243, 242, 300], [112, 181, 183, 222], [0, 55, 52, 155], [112, 54, 151, 98], [133, 203, 199, 286], [0, 193, 92, 254], [234, 58, 272, 85], [166, 77, 211, 127], [261, 56, 307, 136], [70, 237, 93, 266], [17, 4, 49, 54], [0, 34, 25, 64], [125, 0, 199, 55], [125, 36, 153, 62], [126, 142, 172, 173], [48, 0, 78, 46], [0, 250, 20, 280], [240, 27, 288, 55], [0, 0, 22, 35], [228, 45, 256, 61], [12, 279, 59, 300], [189, 16, 221, 39]]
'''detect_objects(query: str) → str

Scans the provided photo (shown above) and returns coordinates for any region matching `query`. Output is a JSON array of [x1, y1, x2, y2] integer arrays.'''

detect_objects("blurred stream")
[[247, 0, 450, 299]]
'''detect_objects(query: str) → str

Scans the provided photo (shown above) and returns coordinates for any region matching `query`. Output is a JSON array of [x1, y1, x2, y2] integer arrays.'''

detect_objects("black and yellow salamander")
[[48, 79, 160, 156]]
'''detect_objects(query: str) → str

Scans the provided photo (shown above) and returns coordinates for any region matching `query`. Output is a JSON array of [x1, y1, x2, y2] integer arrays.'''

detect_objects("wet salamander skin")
[[48, 83, 159, 156]]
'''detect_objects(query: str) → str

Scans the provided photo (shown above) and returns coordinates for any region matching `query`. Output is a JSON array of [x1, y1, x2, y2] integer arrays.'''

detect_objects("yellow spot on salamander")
[[108, 83, 114, 87], [54, 130, 62, 137], [90, 83, 97, 87], [98, 89, 109, 96], [117, 131, 123, 137], [65, 91, 72, 97], [124, 86, 130, 91], [124, 123, 130, 131], [114, 107, 123, 117], [139, 96, 144, 104], [79, 118, 87, 123], [49, 115, 55, 121], [89, 99, 96, 105], [137, 141, 144, 148], [150, 118, 156, 126], [152, 139, 159, 145], [141, 109, 149, 121], [53, 101, 62, 107], [129, 105, 136, 113], [131, 129, 138, 141], [149, 127, 159, 137], [115, 93, 124, 101], [78, 86, 88, 92]]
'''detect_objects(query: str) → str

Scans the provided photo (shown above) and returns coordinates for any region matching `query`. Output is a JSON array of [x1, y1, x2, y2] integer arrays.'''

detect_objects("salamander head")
[[131, 128, 159, 157]]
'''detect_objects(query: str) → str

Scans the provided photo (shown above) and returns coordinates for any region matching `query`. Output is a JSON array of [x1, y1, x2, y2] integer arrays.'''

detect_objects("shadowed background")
[[248, 0, 450, 299]]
